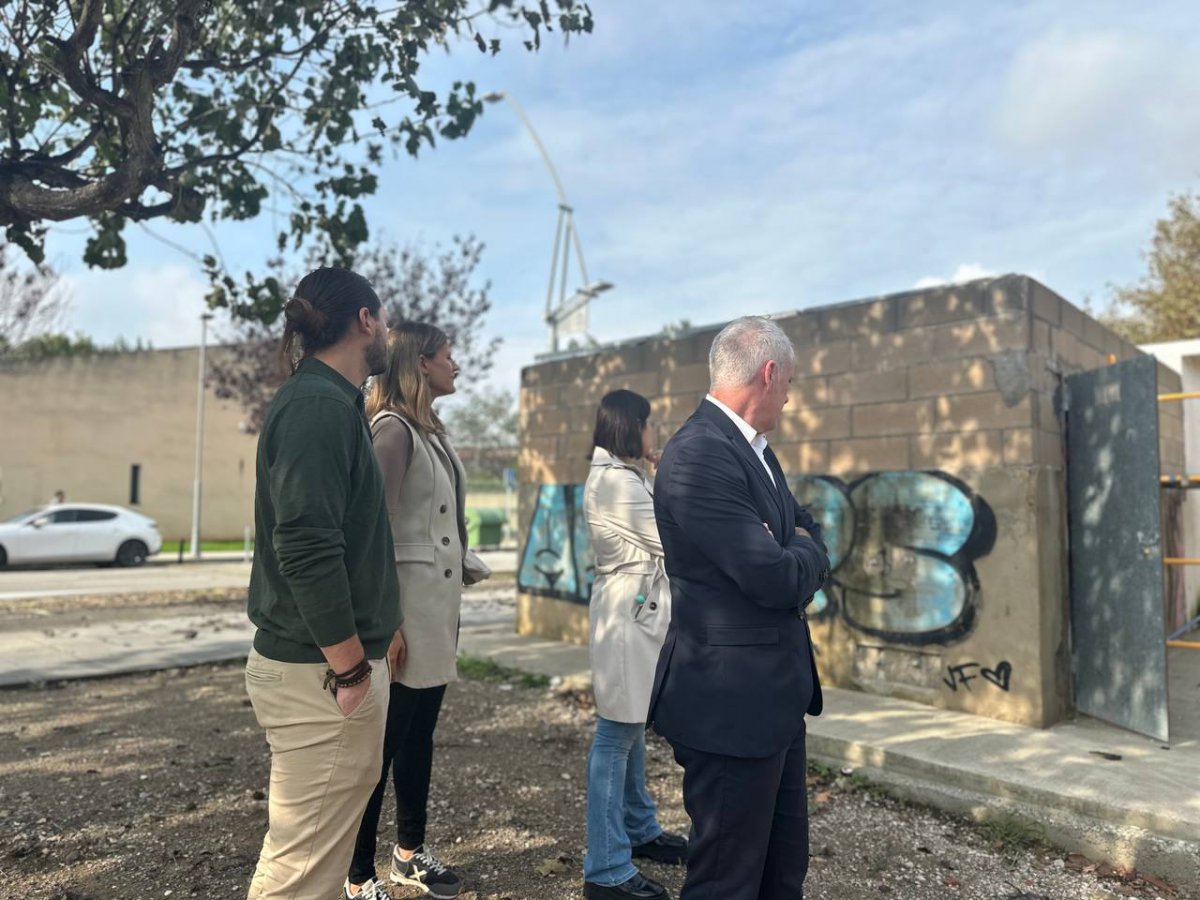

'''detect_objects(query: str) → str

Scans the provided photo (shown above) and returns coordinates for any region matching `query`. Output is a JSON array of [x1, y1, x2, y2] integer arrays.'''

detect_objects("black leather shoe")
[[632, 831, 689, 865], [583, 873, 670, 899]]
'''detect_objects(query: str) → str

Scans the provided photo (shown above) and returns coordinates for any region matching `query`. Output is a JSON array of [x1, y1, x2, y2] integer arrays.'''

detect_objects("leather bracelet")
[[336, 664, 372, 689], [323, 658, 371, 694], [335, 657, 370, 681]]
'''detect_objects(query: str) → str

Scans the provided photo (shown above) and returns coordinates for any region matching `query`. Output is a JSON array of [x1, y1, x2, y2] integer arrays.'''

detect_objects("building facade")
[[0, 347, 257, 543], [515, 275, 1186, 729]]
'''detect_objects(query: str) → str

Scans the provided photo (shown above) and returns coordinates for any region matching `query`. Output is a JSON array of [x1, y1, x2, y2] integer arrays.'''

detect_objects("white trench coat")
[[584, 446, 672, 723]]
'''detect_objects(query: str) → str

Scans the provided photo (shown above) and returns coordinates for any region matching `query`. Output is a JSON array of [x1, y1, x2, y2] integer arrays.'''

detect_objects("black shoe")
[[632, 831, 688, 865], [390, 844, 461, 899], [583, 873, 670, 899]]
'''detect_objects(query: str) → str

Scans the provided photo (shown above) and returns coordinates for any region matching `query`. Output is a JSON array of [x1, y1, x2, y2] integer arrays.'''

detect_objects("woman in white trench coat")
[[582, 390, 688, 900]]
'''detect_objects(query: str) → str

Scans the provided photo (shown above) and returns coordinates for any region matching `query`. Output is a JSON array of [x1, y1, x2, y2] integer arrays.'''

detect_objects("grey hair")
[[708, 316, 795, 389]]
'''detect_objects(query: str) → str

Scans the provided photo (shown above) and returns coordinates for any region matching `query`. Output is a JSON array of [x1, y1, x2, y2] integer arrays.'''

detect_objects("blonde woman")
[[343, 322, 489, 900]]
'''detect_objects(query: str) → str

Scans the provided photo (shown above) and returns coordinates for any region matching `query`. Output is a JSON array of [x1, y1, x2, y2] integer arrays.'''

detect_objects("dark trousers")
[[348, 681, 447, 883], [671, 725, 809, 900]]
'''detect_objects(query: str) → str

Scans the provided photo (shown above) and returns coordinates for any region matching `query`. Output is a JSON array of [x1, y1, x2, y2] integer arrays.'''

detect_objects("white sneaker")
[[342, 876, 389, 899]]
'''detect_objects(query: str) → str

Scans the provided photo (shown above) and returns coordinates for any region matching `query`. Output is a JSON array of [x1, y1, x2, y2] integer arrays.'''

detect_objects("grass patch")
[[199, 540, 251, 552], [978, 814, 1046, 851], [457, 654, 550, 689], [806, 761, 837, 780], [168, 540, 252, 553]]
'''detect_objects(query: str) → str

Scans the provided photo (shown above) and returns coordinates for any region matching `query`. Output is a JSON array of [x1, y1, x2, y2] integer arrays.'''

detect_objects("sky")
[[40, 0, 1200, 400]]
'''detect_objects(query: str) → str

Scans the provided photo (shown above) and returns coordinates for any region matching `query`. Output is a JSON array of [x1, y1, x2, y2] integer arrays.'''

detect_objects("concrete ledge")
[[516, 592, 587, 644], [813, 762, 1200, 894], [459, 620, 590, 681], [808, 685, 1200, 892]]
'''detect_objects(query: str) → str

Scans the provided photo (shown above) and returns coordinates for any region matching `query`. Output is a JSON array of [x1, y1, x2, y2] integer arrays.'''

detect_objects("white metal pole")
[[546, 206, 566, 325], [484, 91, 611, 351], [494, 94, 570, 207], [189, 313, 212, 560]]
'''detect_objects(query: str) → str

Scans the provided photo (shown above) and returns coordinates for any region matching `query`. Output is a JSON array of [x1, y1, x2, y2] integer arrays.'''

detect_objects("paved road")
[[0, 549, 517, 601], [0, 584, 518, 686], [0, 560, 252, 600]]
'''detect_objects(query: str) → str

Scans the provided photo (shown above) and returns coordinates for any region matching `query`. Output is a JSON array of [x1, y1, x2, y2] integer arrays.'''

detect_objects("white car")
[[0, 503, 163, 568]]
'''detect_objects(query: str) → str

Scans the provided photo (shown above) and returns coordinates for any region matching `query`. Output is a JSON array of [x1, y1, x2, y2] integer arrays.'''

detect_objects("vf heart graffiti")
[[942, 660, 1013, 693]]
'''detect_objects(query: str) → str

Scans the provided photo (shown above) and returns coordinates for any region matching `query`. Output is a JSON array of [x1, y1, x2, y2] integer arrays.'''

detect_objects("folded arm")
[[792, 497, 827, 551], [666, 437, 828, 608]]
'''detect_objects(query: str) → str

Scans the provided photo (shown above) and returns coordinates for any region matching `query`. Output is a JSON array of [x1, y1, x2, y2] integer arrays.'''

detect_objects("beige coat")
[[584, 447, 672, 723], [372, 411, 475, 689]]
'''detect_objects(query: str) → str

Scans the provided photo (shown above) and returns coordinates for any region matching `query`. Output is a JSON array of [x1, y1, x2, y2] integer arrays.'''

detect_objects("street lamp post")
[[482, 91, 613, 352], [189, 312, 214, 560]]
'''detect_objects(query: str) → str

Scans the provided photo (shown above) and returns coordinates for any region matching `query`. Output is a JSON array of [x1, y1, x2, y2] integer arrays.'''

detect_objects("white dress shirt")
[[705, 394, 776, 487]]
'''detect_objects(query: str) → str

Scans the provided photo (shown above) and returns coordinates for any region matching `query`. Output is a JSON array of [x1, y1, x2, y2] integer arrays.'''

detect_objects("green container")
[[465, 507, 506, 548]]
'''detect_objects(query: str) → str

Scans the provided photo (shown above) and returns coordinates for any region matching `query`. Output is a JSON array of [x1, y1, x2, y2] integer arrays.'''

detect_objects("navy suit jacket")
[[647, 400, 830, 758]]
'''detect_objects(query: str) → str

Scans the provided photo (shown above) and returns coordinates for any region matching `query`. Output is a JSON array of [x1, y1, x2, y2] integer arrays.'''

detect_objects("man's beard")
[[365, 330, 388, 376]]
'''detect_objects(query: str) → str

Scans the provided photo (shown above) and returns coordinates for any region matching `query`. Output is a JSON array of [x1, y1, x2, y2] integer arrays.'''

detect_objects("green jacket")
[[248, 357, 400, 663]]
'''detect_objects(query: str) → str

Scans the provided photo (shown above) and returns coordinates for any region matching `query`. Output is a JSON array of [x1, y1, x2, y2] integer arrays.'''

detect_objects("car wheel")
[[116, 540, 149, 568], [0, 545, 6, 568]]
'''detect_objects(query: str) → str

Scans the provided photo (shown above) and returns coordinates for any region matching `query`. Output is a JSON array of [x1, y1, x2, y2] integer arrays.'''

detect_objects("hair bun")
[[283, 296, 326, 334]]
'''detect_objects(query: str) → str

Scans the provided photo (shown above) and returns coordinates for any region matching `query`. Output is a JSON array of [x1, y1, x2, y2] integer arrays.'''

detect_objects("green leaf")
[[0, 0, 597, 319]]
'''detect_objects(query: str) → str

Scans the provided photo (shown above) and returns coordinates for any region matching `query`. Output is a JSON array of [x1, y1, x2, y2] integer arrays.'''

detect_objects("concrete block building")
[[515, 275, 1187, 732], [0, 347, 257, 543]]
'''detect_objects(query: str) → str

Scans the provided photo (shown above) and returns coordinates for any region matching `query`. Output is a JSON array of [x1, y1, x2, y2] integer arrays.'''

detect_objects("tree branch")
[[181, 8, 351, 75], [31, 122, 101, 165], [151, 0, 209, 86], [51, 0, 130, 117], [0, 1, 214, 227], [0, 160, 90, 189]]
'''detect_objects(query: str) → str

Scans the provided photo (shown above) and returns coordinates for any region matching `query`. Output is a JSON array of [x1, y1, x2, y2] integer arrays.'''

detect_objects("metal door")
[[1066, 355, 1169, 742]]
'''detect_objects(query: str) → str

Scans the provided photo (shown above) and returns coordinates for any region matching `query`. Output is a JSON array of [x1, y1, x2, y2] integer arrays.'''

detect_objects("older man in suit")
[[648, 316, 830, 900]]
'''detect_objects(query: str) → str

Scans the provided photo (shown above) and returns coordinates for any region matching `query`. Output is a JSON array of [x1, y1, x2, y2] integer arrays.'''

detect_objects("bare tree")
[[445, 387, 518, 481], [210, 235, 499, 432], [0, 245, 68, 354]]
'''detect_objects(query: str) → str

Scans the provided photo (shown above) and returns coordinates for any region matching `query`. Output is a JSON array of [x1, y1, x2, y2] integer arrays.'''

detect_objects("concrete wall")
[[0, 349, 518, 547], [0, 348, 257, 542], [515, 275, 1185, 729]]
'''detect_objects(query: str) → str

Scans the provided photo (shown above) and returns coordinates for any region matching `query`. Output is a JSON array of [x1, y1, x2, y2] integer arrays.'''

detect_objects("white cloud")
[[993, 29, 1200, 177], [996, 32, 1150, 147], [913, 263, 998, 290], [62, 263, 211, 348]]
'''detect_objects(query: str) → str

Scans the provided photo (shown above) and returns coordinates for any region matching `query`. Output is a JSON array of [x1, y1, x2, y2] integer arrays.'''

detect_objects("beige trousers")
[[245, 648, 389, 900]]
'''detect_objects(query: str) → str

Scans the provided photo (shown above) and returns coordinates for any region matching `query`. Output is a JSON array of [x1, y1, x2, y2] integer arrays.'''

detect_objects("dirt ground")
[[0, 660, 1182, 900]]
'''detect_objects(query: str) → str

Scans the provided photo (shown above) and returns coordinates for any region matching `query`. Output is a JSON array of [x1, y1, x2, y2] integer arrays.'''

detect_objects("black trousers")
[[670, 725, 809, 900], [348, 681, 447, 883]]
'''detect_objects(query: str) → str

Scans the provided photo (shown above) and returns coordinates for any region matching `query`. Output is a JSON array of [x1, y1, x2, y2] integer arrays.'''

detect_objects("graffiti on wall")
[[943, 660, 1012, 692], [518, 471, 996, 642], [790, 472, 996, 645], [517, 484, 595, 604]]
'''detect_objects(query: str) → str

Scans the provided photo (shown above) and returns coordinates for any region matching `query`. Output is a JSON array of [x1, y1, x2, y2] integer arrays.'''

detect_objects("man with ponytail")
[[243, 267, 405, 900]]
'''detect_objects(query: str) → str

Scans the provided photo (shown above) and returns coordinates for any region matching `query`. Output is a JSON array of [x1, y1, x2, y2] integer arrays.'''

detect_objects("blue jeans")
[[584, 717, 664, 885]]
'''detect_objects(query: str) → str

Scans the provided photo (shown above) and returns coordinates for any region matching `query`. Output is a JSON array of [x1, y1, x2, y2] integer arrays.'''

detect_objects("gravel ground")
[[0, 662, 1181, 900]]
